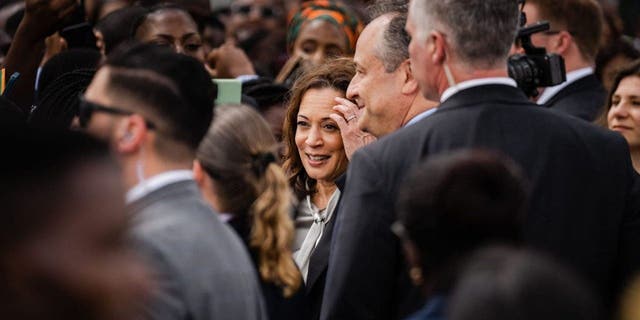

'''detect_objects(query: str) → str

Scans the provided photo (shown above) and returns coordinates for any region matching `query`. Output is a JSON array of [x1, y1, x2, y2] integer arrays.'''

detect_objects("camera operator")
[[517, 0, 606, 121]]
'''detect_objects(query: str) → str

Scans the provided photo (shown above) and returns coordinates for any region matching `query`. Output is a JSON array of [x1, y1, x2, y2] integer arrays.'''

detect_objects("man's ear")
[[430, 30, 447, 66], [193, 160, 206, 188], [115, 115, 147, 154], [400, 59, 420, 95], [551, 30, 572, 55]]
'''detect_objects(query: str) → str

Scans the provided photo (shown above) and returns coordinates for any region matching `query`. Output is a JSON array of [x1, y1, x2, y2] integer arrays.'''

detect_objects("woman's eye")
[[297, 121, 309, 127]]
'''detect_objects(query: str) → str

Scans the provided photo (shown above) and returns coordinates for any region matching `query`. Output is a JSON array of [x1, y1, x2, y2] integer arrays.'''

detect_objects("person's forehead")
[[147, 9, 197, 28], [233, 0, 274, 6]]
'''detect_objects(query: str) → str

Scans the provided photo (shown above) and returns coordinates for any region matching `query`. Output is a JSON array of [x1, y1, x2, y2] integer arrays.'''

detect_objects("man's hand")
[[206, 40, 256, 78], [330, 97, 376, 160]]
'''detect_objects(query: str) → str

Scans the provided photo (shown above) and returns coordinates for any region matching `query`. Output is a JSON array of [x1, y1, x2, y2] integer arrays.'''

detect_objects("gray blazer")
[[128, 180, 267, 320]]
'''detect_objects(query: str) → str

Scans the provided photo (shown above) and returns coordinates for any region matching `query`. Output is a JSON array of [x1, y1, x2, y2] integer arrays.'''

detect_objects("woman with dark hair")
[[133, 4, 205, 63], [276, 0, 362, 85], [194, 104, 306, 320], [603, 59, 640, 172], [282, 57, 356, 319]]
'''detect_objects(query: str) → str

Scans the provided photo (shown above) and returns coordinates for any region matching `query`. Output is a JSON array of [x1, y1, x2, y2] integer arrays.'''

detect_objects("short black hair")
[[448, 246, 603, 320], [106, 42, 215, 150], [396, 150, 528, 289]]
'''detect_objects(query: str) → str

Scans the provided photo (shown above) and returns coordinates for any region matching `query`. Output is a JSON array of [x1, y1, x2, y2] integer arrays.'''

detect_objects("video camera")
[[508, 0, 566, 98]]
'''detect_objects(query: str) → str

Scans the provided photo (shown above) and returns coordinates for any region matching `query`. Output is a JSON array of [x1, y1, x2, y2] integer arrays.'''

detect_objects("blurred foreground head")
[[396, 150, 527, 295], [449, 246, 602, 320], [0, 130, 150, 320]]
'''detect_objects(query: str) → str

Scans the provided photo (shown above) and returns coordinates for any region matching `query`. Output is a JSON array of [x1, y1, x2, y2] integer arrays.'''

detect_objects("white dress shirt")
[[535, 67, 594, 105], [126, 170, 194, 204], [440, 77, 518, 103]]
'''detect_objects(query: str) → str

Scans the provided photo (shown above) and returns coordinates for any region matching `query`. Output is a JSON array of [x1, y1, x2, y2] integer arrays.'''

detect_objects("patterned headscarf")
[[287, 0, 363, 54]]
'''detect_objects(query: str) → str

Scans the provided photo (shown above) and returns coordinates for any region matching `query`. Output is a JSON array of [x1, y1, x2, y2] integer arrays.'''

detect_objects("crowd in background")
[[2, 0, 640, 320]]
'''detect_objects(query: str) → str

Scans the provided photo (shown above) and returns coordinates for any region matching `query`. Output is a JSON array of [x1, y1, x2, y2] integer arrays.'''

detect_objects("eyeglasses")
[[78, 95, 156, 130], [230, 4, 278, 18]]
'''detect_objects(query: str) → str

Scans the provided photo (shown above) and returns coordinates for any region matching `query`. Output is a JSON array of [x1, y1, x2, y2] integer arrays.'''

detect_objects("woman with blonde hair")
[[194, 104, 305, 320]]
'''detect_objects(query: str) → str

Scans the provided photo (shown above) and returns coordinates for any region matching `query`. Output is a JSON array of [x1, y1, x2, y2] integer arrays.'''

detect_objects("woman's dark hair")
[[597, 59, 640, 127], [595, 40, 640, 85], [30, 69, 96, 129], [282, 58, 355, 199], [448, 246, 602, 320], [36, 49, 101, 101], [197, 104, 301, 297], [95, 6, 148, 55], [396, 150, 528, 291]]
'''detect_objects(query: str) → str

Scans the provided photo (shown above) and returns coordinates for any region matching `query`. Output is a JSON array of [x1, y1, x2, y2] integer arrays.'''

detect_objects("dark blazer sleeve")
[[320, 148, 402, 320], [618, 164, 640, 292]]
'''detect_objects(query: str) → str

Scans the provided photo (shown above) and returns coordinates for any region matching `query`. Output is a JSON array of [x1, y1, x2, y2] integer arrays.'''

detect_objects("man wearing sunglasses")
[[517, 0, 606, 121], [81, 46, 267, 320]]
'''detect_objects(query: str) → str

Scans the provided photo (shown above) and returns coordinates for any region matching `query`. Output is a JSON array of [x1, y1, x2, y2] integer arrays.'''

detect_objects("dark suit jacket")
[[543, 74, 607, 122], [321, 84, 640, 320], [129, 180, 267, 320], [304, 175, 346, 320]]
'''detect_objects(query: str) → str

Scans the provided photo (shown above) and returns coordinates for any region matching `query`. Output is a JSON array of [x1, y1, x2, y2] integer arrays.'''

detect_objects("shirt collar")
[[536, 67, 594, 105], [440, 77, 517, 103], [405, 107, 438, 127], [126, 170, 194, 204]]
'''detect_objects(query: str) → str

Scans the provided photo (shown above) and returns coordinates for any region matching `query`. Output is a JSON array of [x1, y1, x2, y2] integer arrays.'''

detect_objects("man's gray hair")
[[376, 13, 411, 72], [411, 0, 520, 69]]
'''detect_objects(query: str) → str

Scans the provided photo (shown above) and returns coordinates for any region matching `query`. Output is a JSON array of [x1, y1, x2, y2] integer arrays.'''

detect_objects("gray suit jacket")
[[128, 180, 267, 320]]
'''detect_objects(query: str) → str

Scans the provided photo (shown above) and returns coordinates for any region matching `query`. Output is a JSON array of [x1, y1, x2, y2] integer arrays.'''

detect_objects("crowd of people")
[[2, 0, 640, 319]]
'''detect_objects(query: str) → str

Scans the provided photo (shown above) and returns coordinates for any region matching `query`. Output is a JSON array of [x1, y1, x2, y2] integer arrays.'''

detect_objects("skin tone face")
[[83, 68, 121, 142], [295, 88, 348, 190], [136, 9, 205, 63], [17, 162, 150, 319], [347, 17, 410, 138], [608, 75, 640, 149], [229, 0, 281, 42], [521, 3, 561, 53], [292, 19, 348, 67]]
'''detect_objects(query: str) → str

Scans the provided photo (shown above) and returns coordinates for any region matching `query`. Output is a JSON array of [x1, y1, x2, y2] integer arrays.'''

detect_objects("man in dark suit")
[[520, 0, 606, 121], [82, 45, 267, 320], [321, 0, 640, 319]]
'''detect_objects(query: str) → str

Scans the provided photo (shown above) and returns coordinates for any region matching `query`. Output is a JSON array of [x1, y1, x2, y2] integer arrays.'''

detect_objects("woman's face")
[[295, 87, 348, 184], [136, 9, 205, 63], [292, 19, 348, 67], [608, 75, 640, 148]]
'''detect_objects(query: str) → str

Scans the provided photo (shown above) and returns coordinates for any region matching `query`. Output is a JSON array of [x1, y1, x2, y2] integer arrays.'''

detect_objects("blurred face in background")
[[295, 87, 348, 184], [608, 75, 640, 149], [292, 19, 348, 68], [5, 161, 151, 319], [136, 9, 205, 63], [228, 0, 283, 43]]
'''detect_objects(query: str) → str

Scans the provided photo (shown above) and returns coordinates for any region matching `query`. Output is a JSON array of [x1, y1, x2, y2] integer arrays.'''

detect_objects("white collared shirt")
[[126, 170, 194, 204], [405, 107, 438, 127], [535, 67, 594, 105], [440, 77, 518, 103]]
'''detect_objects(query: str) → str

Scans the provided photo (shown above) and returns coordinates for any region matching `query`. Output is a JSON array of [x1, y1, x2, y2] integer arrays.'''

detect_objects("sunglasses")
[[78, 95, 156, 130], [231, 5, 278, 18]]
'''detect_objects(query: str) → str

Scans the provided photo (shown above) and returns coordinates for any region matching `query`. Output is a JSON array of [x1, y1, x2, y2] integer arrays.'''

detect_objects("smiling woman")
[[282, 57, 354, 318], [605, 59, 640, 172]]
